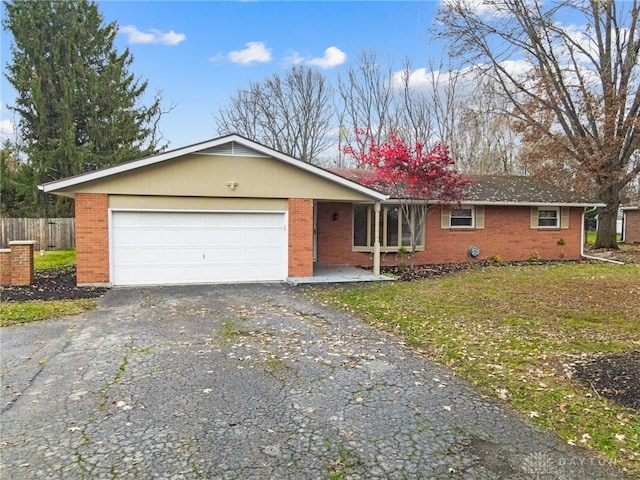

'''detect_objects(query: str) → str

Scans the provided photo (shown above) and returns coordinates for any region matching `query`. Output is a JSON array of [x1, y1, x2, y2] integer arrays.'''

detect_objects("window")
[[353, 205, 372, 247], [530, 206, 569, 229], [353, 204, 424, 251], [450, 207, 474, 227], [441, 205, 484, 229], [538, 208, 559, 227]]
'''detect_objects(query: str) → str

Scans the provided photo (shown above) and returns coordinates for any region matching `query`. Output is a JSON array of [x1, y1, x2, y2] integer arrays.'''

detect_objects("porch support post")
[[373, 201, 381, 275]]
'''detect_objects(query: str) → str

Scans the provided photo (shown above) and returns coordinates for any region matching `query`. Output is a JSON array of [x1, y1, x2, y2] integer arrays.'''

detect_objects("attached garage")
[[40, 134, 388, 286], [111, 210, 287, 286]]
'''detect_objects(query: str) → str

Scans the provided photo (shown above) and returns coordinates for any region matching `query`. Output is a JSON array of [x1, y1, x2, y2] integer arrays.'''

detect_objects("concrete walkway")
[[0, 284, 625, 479], [287, 265, 393, 285]]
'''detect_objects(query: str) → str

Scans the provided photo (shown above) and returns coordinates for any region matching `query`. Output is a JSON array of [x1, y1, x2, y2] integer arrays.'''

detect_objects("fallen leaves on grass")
[[307, 261, 640, 475]]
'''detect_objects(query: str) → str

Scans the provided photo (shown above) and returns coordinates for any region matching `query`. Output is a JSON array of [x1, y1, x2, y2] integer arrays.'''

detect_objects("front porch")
[[286, 264, 393, 286]]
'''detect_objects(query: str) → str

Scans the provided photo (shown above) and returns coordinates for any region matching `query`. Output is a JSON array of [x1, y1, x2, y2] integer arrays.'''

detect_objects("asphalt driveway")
[[0, 284, 625, 479]]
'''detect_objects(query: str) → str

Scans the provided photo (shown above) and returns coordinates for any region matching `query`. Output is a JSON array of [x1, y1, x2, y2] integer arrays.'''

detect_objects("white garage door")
[[111, 211, 287, 286]]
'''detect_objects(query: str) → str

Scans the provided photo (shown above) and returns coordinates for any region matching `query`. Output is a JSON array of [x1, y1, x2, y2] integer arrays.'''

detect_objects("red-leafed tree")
[[344, 130, 469, 268]]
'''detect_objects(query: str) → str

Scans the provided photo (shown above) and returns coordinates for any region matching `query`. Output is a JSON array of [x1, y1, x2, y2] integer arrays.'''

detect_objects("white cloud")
[[306, 47, 347, 69], [0, 119, 15, 142], [284, 50, 305, 67], [227, 42, 272, 65], [119, 25, 186, 46], [208, 53, 226, 63], [0, 119, 14, 136], [439, 0, 514, 17]]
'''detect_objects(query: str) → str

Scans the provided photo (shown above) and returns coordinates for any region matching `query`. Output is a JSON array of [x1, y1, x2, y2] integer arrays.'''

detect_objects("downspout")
[[581, 207, 625, 264]]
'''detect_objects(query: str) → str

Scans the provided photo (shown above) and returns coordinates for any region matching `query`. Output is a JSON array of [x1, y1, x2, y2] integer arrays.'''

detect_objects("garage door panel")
[[112, 211, 287, 286], [136, 249, 163, 264], [162, 230, 183, 245], [224, 229, 243, 244], [114, 229, 141, 244], [244, 246, 270, 261], [203, 246, 225, 260], [182, 246, 204, 261], [263, 229, 284, 243], [118, 266, 163, 284]]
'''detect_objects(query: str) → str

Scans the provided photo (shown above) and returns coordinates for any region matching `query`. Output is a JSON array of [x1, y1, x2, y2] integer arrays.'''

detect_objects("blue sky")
[[1, 1, 443, 150]]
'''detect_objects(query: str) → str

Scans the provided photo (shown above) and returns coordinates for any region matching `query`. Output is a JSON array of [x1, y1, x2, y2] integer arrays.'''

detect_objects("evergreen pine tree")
[[2, 0, 165, 216]]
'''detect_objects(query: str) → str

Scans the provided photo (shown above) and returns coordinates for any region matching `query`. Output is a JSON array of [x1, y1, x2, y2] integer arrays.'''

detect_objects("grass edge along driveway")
[[306, 262, 640, 478], [0, 250, 97, 327]]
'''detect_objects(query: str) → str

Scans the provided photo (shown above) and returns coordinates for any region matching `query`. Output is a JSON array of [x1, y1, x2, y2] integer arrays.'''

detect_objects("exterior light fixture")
[[226, 181, 238, 190]]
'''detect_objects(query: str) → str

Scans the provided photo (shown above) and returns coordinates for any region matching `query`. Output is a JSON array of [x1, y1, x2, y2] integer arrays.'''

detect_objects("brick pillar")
[[0, 249, 11, 286], [8, 241, 36, 286], [288, 198, 314, 277], [75, 193, 110, 286]]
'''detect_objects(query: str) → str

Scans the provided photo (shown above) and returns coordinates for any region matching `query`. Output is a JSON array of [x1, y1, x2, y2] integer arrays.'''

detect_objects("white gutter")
[[580, 207, 625, 264]]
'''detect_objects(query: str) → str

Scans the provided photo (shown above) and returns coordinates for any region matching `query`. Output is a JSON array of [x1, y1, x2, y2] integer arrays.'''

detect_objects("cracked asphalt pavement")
[[0, 284, 626, 479]]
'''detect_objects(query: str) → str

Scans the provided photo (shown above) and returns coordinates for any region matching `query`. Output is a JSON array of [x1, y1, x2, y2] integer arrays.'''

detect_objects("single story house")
[[41, 134, 602, 287], [621, 205, 640, 243]]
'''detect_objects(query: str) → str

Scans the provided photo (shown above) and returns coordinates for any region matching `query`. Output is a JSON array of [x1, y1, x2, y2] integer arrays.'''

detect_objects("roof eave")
[[409, 200, 605, 207], [373, 196, 603, 207], [453, 201, 606, 207]]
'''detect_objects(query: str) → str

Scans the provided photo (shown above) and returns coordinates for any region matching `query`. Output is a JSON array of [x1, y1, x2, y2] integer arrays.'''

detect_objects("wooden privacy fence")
[[0, 218, 75, 250]]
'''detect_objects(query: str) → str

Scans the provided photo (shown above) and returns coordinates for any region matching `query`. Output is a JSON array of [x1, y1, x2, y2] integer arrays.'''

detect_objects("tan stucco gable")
[[53, 153, 378, 202]]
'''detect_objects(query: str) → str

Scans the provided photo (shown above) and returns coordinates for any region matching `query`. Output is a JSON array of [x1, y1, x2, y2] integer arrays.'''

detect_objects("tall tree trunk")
[[594, 187, 621, 249]]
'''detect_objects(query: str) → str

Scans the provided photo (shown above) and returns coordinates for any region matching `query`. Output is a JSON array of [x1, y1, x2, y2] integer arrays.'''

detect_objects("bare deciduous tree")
[[337, 50, 395, 156], [215, 66, 334, 163], [450, 76, 521, 174], [337, 52, 520, 175], [392, 58, 439, 148], [437, 0, 640, 248]]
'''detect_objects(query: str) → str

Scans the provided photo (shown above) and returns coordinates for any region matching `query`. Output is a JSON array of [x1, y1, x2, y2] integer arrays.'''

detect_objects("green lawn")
[[585, 231, 623, 244], [33, 249, 76, 269], [307, 262, 640, 476], [2, 249, 98, 327], [1, 299, 97, 327]]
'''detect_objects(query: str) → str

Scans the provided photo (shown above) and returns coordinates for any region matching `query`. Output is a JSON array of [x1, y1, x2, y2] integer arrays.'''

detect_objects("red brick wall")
[[624, 210, 640, 243], [75, 193, 110, 285], [10, 242, 35, 285], [316, 202, 355, 265], [0, 242, 36, 286], [288, 198, 314, 277], [423, 205, 582, 263], [0, 250, 10, 285], [318, 203, 584, 267]]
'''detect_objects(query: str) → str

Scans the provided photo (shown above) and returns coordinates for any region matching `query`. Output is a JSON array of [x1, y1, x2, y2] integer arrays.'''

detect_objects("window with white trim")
[[530, 206, 569, 229], [450, 207, 474, 228], [538, 208, 559, 227], [441, 205, 484, 229], [353, 204, 424, 251]]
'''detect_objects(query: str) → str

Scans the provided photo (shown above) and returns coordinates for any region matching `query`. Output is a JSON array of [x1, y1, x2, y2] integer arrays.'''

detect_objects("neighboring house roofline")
[[621, 205, 640, 211], [39, 133, 388, 201]]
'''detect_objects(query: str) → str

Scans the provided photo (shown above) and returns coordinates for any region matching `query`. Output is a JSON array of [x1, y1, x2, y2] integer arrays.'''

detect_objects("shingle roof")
[[328, 169, 601, 206]]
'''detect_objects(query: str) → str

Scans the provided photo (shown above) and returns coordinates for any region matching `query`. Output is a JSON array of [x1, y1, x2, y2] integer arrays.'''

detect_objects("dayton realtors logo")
[[522, 451, 618, 478]]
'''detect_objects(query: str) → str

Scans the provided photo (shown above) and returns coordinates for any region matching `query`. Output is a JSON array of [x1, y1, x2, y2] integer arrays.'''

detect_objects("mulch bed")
[[2, 261, 638, 412], [0, 265, 107, 302], [380, 259, 586, 281], [572, 352, 640, 411]]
